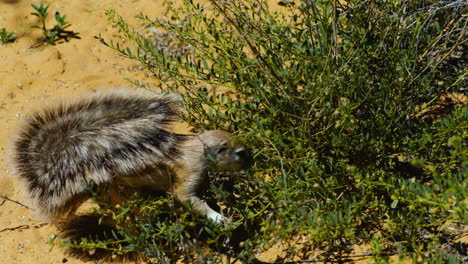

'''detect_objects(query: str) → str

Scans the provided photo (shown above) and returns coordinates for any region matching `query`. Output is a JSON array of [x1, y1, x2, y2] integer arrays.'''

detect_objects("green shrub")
[[66, 0, 467, 262]]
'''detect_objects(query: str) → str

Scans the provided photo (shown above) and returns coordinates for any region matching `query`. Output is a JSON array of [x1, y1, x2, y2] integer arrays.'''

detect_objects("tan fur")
[[10, 89, 252, 224], [116, 130, 251, 223]]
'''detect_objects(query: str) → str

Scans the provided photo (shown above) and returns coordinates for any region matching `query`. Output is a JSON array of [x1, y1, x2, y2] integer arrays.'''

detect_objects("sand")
[[1, 1, 465, 263], [0, 0, 167, 263]]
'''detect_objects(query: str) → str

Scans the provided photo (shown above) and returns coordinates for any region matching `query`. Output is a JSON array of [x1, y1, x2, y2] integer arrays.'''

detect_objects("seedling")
[[0, 28, 16, 44], [30, 1, 80, 47]]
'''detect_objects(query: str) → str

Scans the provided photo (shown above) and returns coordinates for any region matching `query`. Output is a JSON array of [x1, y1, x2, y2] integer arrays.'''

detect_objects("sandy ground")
[[1, 1, 466, 264], [0, 0, 171, 263]]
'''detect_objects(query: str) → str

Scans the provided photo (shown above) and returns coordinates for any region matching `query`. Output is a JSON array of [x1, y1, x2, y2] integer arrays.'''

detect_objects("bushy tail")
[[9, 89, 182, 222]]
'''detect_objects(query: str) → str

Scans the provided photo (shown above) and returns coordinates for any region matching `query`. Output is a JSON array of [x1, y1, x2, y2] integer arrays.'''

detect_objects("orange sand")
[[1, 1, 465, 263], [0, 1, 166, 263]]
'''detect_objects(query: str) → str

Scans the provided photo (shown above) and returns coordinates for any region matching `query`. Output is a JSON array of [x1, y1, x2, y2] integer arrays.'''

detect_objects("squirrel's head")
[[198, 130, 253, 172]]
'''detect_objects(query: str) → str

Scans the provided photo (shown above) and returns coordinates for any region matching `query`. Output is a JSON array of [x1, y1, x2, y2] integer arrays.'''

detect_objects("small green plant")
[[30, 1, 80, 47], [0, 28, 16, 44]]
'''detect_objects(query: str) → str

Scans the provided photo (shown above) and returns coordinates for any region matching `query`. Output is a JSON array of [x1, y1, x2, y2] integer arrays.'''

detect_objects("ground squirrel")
[[10, 89, 252, 224]]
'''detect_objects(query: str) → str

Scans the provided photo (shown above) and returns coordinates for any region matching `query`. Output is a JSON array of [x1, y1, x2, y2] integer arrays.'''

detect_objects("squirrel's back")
[[11, 89, 184, 222]]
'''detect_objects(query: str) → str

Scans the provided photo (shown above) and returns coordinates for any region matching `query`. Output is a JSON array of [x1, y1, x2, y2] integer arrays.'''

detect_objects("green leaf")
[[434, 22, 441, 33]]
